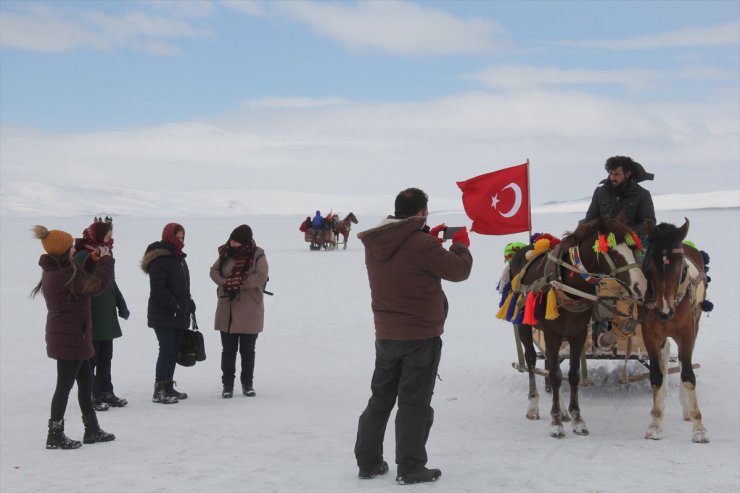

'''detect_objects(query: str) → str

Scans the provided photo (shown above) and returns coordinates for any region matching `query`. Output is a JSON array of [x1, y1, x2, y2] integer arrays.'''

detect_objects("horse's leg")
[[645, 338, 670, 440], [675, 324, 709, 443], [342, 232, 348, 249], [568, 332, 589, 436], [517, 324, 539, 420], [544, 334, 565, 438]]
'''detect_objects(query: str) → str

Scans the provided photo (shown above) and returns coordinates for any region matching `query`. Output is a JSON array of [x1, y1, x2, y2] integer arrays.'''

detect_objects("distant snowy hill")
[[0, 185, 737, 217]]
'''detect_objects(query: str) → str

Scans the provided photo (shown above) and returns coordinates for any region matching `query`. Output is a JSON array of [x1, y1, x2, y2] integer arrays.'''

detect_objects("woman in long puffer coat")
[[32, 225, 116, 450], [209, 225, 269, 398]]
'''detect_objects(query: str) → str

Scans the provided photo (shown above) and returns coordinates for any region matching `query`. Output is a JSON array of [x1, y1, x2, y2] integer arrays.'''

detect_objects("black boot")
[[97, 391, 128, 408], [242, 382, 256, 397], [92, 393, 110, 412], [82, 414, 115, 444], [152, 381, 178, 404], [222, 385, 234, 399], [46, 419, 82, 450], [165, 380, 188, 400], [396, 467, 442, 485]]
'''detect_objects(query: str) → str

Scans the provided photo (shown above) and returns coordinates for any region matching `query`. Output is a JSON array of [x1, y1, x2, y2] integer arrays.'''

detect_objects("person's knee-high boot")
[[46, 419, 82, 450], [152, 381, 178, 404], [82, 413, 115, 444]]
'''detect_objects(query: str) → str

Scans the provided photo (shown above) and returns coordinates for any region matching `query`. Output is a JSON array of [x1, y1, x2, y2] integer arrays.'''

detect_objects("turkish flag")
[[457, 162, 530, 235]]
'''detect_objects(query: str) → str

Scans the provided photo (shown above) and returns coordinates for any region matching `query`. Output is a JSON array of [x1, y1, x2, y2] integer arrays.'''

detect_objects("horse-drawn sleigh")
[[302, 212, 358, 251], [499, 217, 713, 442]]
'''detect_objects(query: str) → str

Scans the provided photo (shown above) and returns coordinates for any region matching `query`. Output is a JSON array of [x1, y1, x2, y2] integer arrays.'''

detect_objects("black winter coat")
[[584, 180, 655, 236], [141, 241, 193, 330]]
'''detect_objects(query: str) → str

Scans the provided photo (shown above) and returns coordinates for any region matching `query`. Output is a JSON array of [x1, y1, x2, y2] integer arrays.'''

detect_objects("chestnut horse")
[[332, 212, 358, 250], [640, 219, 710, 443], [510, 217, 646, 438]]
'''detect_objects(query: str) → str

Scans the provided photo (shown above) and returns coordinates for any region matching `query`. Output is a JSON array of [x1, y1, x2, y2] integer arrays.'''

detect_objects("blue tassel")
[[506, 292, 520, 321], [513, 307, 525, 324], [701, 299, 714, 312], [498, 282, 511, 308]]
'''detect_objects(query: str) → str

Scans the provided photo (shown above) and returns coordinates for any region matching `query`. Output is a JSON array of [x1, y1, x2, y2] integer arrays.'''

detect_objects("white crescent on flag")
[[491, 182, 523, 218]]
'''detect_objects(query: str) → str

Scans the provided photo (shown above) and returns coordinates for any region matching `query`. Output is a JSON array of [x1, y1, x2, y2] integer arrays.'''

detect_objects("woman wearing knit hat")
[[31, 225, 117, 450], [209, 224, 269, 398], [74, 219, 130, 411], [141, 223, 196, 404]]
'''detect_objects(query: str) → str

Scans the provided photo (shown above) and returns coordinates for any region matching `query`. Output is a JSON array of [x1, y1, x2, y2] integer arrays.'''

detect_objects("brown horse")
[[510, 217, 646, 438], [332, 212, 358, 249], [640, 218, 710, 443]]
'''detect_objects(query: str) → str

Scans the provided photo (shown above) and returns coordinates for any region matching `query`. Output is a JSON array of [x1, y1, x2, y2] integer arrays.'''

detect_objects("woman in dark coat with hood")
[[32, 225, 116, 450], [141, 223, 195, 404]]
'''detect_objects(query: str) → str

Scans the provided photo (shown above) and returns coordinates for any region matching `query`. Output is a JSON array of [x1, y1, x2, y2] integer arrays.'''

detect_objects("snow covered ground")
[[1, 203, 738, 493]]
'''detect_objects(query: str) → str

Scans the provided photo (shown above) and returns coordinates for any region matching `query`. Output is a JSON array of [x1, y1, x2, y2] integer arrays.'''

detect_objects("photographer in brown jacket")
[[354, 188, 472, 485]]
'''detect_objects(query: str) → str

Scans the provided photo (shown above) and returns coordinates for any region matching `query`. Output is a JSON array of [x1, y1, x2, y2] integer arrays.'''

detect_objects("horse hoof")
[[550, 426, 565, 438], [526, 411, 540, 421], [645, 428, 663, 440], [692, 431, 710, 444], [572, 423, 590, 436]]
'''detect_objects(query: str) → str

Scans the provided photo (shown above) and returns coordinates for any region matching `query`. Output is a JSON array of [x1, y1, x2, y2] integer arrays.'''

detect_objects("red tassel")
[[522, 291, 538, 325]]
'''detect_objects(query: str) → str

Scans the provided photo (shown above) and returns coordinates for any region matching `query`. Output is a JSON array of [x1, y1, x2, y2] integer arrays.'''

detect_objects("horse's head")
[[568, 217, 648, 300], [643, 218, 689, 320], [347, 212, 358, 224]]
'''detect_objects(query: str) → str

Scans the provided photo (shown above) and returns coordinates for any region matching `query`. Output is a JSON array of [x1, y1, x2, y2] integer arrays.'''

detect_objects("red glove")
[[428, 223, 446, 243], [451, 226, 470, 247]]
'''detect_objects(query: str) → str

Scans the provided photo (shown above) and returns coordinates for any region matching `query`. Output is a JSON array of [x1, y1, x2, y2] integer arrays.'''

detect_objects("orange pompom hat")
[[33, 225, 74, 256]]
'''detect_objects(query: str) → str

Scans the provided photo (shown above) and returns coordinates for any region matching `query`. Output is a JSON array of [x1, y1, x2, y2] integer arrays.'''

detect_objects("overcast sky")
[[1, 1, 738, 216]]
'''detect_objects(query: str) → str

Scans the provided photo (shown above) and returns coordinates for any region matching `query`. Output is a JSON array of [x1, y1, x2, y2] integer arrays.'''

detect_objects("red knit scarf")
[[83, 224, 114, 253], [219, 243, 256, 293]]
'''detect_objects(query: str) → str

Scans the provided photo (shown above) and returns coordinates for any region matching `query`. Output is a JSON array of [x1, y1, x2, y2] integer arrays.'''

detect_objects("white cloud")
[[0, 3, 211, 54], [463, 65, 663, 92], [560, 21, 740, 50], [277, 0, 509, 56], [2, 88, 738, 216], [220, 0, 266, 17]]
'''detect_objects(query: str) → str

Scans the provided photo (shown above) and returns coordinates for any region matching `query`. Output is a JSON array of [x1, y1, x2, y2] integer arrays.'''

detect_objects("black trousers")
[[354, 337, 442, 474], [220, 332, 258, 387], [154, 327, 184, 383], [90, 339, 114, 395], [50, 359, 94, 421]]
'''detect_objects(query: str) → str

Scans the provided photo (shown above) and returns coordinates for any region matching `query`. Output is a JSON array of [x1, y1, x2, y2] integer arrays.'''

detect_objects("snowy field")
[[1, 207, 738, 493]]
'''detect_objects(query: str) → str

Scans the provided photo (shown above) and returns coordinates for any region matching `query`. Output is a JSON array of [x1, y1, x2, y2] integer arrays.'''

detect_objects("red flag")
[[457, 162, 530, 235]]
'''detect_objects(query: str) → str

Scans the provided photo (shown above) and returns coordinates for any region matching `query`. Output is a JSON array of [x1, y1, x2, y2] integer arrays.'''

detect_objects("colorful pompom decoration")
[[701, 299, 714, 312]]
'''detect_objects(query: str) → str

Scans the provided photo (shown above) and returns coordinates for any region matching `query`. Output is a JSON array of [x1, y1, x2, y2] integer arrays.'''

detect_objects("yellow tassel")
[[496, 291, 514, 319], [511, 272, 522, 291], [545, 288, 559, 320]]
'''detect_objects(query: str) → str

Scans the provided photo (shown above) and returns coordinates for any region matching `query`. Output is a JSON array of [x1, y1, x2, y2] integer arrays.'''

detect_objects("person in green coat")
[[74, 219, 129, 409]]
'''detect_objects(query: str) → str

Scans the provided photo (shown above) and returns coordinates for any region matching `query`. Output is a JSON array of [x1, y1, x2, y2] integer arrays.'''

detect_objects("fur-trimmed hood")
[[141, 241, 185, 273], [357, 216, 426, 261]]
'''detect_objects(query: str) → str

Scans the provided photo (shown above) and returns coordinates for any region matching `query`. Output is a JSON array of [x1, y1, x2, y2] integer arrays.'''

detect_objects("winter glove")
[[118, 308, 130, 320], [188, 298, 196, 314], [428, 223, 447, 243], [451, 226, 470, 248]]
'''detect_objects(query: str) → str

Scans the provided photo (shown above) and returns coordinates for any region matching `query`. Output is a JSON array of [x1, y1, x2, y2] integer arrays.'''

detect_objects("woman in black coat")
[[141, 223, 195, 404]]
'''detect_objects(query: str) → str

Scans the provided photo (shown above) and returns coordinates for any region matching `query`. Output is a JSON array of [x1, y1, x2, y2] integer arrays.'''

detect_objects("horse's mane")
[[560, 217, 635, 249]]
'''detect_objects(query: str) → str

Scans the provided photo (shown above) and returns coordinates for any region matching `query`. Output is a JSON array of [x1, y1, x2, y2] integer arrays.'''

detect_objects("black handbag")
[[177, 313, 206, 367]]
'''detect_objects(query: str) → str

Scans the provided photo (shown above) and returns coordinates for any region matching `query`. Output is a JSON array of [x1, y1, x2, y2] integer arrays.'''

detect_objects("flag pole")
[[526, 158, 532, 243]]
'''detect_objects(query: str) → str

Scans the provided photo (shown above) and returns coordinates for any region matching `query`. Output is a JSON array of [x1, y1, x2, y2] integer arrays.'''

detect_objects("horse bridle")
[[644, 246, 689, 311]]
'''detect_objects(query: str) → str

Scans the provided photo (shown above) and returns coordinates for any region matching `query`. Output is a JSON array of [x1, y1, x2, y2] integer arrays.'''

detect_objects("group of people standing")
[[31, 155, 652, 486], [33, 219, 267, 449]]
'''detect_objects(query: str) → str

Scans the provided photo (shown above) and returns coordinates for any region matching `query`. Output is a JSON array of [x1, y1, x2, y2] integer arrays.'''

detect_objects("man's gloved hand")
[[451, 226, 470, 248], [428, 223, 446, 243]]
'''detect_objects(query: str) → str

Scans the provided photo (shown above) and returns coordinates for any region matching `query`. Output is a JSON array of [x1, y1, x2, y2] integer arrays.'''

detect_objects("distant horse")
[[332, 212, 358, 250], [640, 218, 710, 443], [509, 217, 646, 438]]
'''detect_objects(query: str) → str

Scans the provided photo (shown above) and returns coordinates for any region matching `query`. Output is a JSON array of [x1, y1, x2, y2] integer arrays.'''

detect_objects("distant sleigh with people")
[[299, 212, 358, 251]]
